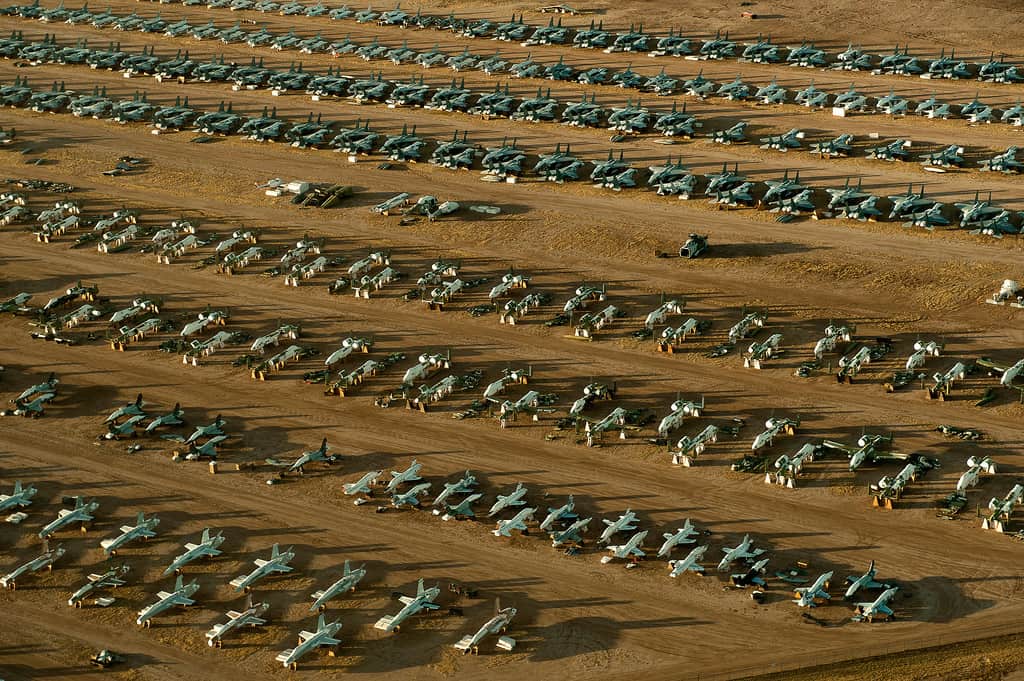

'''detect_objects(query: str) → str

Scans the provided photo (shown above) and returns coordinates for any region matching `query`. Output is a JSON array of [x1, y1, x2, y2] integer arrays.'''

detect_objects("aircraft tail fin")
[[174, 574, 184, 591]]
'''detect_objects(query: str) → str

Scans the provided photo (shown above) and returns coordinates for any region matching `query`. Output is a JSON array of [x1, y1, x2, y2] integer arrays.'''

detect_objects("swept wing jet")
[[310, 560, 367, 611], [100, 512, 159, 555], [229, 544, 295, 591], [164, 528, 225, 575], [374, 579, 441, 632], [137, 574, 199, 626], [276, 614, 342, 669]]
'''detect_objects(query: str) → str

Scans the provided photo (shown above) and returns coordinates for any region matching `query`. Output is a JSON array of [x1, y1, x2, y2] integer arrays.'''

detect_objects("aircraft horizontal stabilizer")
[[496, 636, 517, 651], [454, 636, 475, 650]]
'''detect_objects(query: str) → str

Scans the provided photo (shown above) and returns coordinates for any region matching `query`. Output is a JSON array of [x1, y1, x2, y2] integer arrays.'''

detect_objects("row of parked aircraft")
[[10, 0, 1024, 86]]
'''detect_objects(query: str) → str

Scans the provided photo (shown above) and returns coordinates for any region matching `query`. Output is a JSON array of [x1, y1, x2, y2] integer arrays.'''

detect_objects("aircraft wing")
[[171, 594, 196, 606], [398, 596, 416, 605], [183, 542, 200, 551], [318, 634, 341, 646], [227, 610, 244, 619], [271, 564, 294, 573], [298, 630, 316, 643], [254, 559, 269, 567], [874, 604, 893, 615], [156, 590, 173, 599]]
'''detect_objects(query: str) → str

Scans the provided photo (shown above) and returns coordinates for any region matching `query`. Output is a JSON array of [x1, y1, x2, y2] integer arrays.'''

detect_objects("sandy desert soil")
[[0, 1, 1023, 680]]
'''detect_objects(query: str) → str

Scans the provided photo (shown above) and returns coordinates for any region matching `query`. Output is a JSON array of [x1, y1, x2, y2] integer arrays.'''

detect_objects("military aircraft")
[[511, 89, 559, 121], [40, 497, 99, 538], [914, 95, 953, 119], [510, 53, 543, 79], [751, 417, 799, 451], [607, 100, 650, 133], [955, 193, 1018, 235], [462, 18, 494, 38], [874, 88, 909, 115], [442, 493, 484, 520], [809, 134, 854, 158], [137, 574, 199, 627], [377, 2, 407, 25], [787, 42, 828, 67], [590, 151, 636, 190], [430, 131, 477, 169], [425, 472, 478, 513], [759, 129, 804, 152], [679, 235, 709, 259], [493, 507, 537, 536], [977, 56, 1024, 83], [960, 93, 994, 123], [0, 480, 37, 514], [794, 80, 830, 108], [744, 334, 784, 369], [308, 561, 367, 612], [68, 564, 130, 607], [487, 483, 528, 517], [924, 48, 969, 79], [875, 45, 923, 75], [230, 544, 295, 591], [524, 17, 569, 46], [577, 67, 609, 85], [331, 120, 379, 154], [549, 517, 591, 547], [717, 535, 765, 571], [716, 75, 751, 100], [374, 578, 441, 632], [698, 30, 736, 60], [793, 571, 833, 607], [163, 528, 225, 575], [705, 164, 753, 206], [956, 456, 997, 495], [2, 541, 65, 589], [105, 394, 145, 424], [151, 96, 199, 130], [983, 484, 1024, 531], [494, 14, 529, 41], [825, 179, 881, 220], [606, 23, 650, 53], [866, 139, 910, 162], [534, 143, 584, 182], [649, 28, 691, 57], [920, 144, 964, 169], [574, 19, 610, 49], [888, 184, 940, 221], [769, 443, 820, 488], [1, 291, 32, 313], [454, 600, 517, 653], [833, 83, 868, 112], [656, 396, 703, 438], [610, 64, 647, 89], [653, 101, 701, 137], [648, 158, 698, 198], [753, 78, 788, 105], [668, 545, 708, 577], [342, 470, 382, 500], [707, 122, 747, 144], [275, 615, 343, 670], [657, 520, 699, 558], [844, 560, 888, 599], [601, 530, 648, 563], [741, 34, 782, 63], [852, 587, 899, 622], [392, 482, 432, 508], [14, 373, 59, 403], [598, 509, 638, 544], [478, 51, 510, 75], [871, 463, 919, 507], [976, 357, 1024, 388], [384, 460, 423, 494], [468, 83, 515, 117], [980, 146, 1022, 173], [100, 512, 159, 556]]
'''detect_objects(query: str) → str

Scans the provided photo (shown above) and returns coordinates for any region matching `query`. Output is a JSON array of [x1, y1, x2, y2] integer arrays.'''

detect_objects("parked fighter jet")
[[577, 67, 609, 85], [590, 151, 636, 190], [611, 64, 646, 89], [525, 17, 569, 46], [699, 31, 736, 60], [230, 544, 295, 591], [206, 595, 270, 648], [493, 507, 537, 536], [833, 83, 868, 111], [978, 56, 1024, 83], [794, 80, 830, 108], [100, 512, 159, 556], [753, 78, 788, 105], [68, 564, 129, 607], [268, 438, 335, 476], [751, 417, 799, 451], [809, 134, 854, 158], [657, 520, 699, 558], [137, 574, 199, 626], [510, 53, 543, 79], [392, 482, 432, 508], [342, 470, 382, 499], [454, 600, 517, 653], [386, 460, 423, 493], [574, 19, 610, 48], [669, 545, 707, 577], [2, 541, 65, 589], [310, 560, 366, 611], [794, 571, 833, 607], [606, 23, 650, 53], [534, 143, 583, 182], [980, 146, 1023, 173], [601, 530, 648, 563], [488, 483, 528, 517], [374, 579, 441, 632], [876, 45, 922, 75], [648, 158, 698, 198], [844, 561, 888, 599], [853, 587, 898, 622], [741, 34, 782, 63], [718, 535, 765, 571], [788, 42, 828, 67], [649, 28, 691, 57], [707, 122, 747, 144], [976, 357, 1024, 388], [40, 497, 99, 538], [867, 139, 910, 162], [925, 49, 969, 79], [275, 614, 342, 669], [716, 75, 751, 100], [598, 509, 638, 544], [759, 128, 803, 152], [955, 193, 1018, 235], [162, 529, 225, 576], [0, 481, 37, 514]]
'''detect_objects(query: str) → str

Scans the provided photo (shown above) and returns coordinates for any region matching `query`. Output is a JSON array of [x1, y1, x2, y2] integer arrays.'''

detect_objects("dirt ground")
[[1, 0, 1023, 680]]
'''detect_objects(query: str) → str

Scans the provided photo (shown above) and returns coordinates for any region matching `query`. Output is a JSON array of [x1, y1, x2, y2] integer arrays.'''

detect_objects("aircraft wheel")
[[144, 619, 151, 628], [8, 581, 16, 591], [75, 600, 82, 608], [214, 640, 222, 649], [289, 662, 298, 671]]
